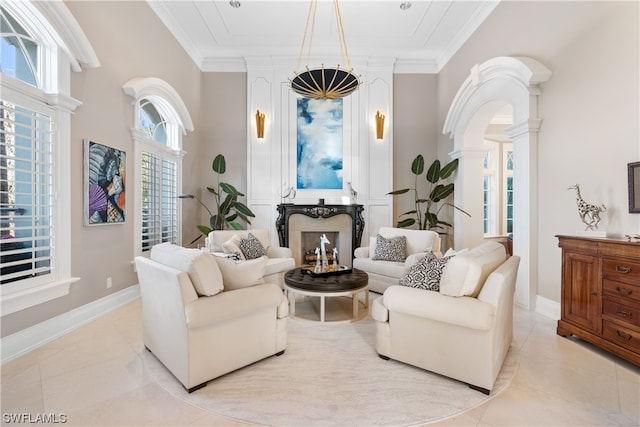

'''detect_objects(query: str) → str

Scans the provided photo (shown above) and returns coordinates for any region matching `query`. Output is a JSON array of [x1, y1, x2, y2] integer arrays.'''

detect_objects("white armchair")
[[372, 241, 520, 394], [353, 227, 442, 293], [134, 243, 288, 393], [208, 229, 295, 288]]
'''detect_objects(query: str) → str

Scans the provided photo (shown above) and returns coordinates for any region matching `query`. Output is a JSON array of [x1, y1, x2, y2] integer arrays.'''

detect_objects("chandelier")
[[290, 0, 361, 99]]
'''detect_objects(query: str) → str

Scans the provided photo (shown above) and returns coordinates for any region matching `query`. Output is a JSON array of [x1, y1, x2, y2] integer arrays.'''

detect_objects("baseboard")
[[535, 295, 560, 320], [1, 285, 140, 365]]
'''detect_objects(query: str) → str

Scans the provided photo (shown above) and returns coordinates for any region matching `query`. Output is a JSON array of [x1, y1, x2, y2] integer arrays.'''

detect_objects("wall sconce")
[[375, 110, 385, 140], [255, 109, 265, 139]]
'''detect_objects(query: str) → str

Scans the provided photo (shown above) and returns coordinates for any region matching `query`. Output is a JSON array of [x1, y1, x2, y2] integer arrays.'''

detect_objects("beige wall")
[[392, 74, 439, 231], [436, 1, 639, 302]]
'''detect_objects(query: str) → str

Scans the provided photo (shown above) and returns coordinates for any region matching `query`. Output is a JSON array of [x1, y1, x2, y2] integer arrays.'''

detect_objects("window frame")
[[122, 78, 193, 258], [483, 140, 513, 237], [0, 0, 96, 316]]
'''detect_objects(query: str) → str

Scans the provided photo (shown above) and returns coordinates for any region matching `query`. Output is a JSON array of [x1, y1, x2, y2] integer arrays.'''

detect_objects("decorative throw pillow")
[[213, 255, 267, 291], [239, 232, 267, 260], [372, 234, 406, 262], [399, 252, 455, 291]]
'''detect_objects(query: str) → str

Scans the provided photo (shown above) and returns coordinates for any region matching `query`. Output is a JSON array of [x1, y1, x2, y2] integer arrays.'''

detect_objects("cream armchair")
[[134, 243, 288, 393], [208, 229, 295, 288], [353, 227, 442, 293], [372, 241, 520, 394]]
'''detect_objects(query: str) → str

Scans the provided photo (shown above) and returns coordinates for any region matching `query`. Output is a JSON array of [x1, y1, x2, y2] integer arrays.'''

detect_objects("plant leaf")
[[396, 218, 415, 228], [425, 212, 438, 228], [399, 210, 417, 217], [430, 183, 454, 202], [206, 186, 218, 195], [196, 225, 212, 236], [443, 202, 471, 217], [233, 202, 256, 218], [426, 159, 441, 184], [229, 222, 245, 230], [387, 188, 410, 195], [220, 194, 235, 214], [212, 154, 226, 174], [220, 182, 242, 196], [411, 155, 425, 175], [439, 158, 459, 179]]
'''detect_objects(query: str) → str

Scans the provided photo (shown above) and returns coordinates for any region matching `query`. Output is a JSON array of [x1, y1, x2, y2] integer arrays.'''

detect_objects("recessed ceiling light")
[[400, 2, 412, 11], [229, 1, 241, 8]]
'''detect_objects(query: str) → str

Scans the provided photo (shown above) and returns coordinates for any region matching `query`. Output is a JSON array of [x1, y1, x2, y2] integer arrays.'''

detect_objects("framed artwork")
[[84, 139, 126, 225], [629, 161, 640, 213], [296, 98, 343, 189]]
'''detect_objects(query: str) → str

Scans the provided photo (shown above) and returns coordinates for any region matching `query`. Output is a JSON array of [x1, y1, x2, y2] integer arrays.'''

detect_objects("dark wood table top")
[[284, 267, 368, 292]]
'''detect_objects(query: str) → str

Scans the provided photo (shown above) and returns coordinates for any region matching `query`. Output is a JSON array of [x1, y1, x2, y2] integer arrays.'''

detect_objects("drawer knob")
[[615, 286, 633, 296], [616, 265, 632, 274], [616, 330, 632, 340], [615, 308, 632, 317]]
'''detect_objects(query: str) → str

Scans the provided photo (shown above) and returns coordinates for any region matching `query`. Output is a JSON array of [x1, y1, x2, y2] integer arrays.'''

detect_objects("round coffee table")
[[284, 268, 369, 323]]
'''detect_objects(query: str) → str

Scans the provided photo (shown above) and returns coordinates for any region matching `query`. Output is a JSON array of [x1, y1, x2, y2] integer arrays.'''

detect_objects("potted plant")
[[388, 154, 469, 232], [179, 153, 255, 243]]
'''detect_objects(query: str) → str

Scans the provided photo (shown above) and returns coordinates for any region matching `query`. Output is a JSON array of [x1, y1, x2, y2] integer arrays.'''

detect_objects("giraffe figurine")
[[568, 184, 607, 231]]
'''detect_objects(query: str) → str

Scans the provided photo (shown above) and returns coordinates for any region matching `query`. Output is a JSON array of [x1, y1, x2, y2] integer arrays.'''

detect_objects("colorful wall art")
[[296, 98, 343, 189], [84, 139, 126, 225]]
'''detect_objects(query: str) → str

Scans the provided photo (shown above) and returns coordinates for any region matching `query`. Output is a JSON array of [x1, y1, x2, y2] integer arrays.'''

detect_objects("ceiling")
[[147, 0, 500, 73]]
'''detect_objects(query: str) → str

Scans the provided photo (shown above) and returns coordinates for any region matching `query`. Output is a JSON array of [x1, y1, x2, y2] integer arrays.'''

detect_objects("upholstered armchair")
[[208, 229, 295, 288], [353, 227, 442, 293], [134, 243, 288, 393], [372, 241, 520, 394]]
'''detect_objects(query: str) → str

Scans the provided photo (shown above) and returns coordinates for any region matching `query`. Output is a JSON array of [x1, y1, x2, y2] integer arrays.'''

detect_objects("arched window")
[[0, 4, 98, 315], [123, 78, 193, 255]]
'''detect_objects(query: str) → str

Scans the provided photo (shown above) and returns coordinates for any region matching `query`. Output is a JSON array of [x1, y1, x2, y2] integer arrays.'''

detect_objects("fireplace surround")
[[276, 203, 364, 266]]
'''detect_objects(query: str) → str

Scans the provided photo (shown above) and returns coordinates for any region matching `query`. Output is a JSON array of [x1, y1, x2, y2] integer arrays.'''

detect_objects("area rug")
[[143, 306, 518, 427]]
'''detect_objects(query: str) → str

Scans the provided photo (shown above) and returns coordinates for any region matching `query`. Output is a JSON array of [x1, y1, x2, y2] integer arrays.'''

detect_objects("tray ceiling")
[[147, 0, 500, 73]]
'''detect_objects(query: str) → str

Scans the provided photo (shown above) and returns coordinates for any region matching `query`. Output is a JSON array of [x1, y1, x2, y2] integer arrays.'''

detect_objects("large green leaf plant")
[[179, 154, 255, 243], [388, 154, 470, 232]]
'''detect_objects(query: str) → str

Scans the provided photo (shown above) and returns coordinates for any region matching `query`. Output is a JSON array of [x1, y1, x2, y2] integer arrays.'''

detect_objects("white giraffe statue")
[[319, 234, 330, 272], [568, 184, 607, 231]]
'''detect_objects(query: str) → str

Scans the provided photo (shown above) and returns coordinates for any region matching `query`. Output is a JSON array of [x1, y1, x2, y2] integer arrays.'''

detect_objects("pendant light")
[[290, 0, 361, 99]]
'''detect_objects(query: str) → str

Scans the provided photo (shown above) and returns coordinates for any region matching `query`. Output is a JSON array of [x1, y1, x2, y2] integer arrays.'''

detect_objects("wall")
[[436, 1, 639, 303], [1, 1, 205, 337], [392, 74, 439, 240]]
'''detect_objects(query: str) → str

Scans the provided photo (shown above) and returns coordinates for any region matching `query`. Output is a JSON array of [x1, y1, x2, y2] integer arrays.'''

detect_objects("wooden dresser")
[[557, 235, 640, 366]]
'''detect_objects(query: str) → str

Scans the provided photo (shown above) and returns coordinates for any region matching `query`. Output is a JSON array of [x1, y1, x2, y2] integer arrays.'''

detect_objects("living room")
[[1, 1, 639, 426]]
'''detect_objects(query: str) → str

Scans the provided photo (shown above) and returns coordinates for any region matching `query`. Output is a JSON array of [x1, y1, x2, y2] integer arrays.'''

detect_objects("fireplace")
[[301, 231, 339, 265], [276, 203, 364, 267]]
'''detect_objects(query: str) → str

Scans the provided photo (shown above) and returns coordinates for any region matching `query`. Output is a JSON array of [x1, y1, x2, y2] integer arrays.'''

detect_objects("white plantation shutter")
[[1, 100, 54, 284], [140, 149, 178, 253]]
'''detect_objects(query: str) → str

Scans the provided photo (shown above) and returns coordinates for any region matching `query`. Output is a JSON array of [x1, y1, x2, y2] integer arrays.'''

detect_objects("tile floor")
[[1, 293, 639, 426]]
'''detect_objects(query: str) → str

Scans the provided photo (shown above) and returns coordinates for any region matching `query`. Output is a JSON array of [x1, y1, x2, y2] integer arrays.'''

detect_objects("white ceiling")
[[147, 0, 500, 73]]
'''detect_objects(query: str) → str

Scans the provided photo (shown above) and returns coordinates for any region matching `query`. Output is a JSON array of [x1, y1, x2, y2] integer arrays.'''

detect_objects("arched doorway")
[[443, 57, 552, 309]]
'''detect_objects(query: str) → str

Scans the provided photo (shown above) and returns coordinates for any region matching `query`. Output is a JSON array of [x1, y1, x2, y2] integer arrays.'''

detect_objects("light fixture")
[[255, 110, 265, 139], [400, 2, 412, 11], [290, 0, 361, 99], [229, 1, 241, 8], [375, 111, 385, 139]]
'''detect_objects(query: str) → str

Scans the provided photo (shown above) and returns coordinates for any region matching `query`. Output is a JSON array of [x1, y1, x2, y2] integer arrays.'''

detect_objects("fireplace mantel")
[[276, 203, 365, 259]]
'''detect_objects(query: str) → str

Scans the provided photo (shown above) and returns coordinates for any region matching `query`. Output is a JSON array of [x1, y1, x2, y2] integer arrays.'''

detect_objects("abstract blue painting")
[[296, 98, 343, 189]]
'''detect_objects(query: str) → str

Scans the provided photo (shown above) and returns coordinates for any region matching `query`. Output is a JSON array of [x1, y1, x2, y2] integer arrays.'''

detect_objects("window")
[[0, 3, 97, 315], [138, 100, 178, 252], [123, 78, 193, 256], [483, 141, 513, 236]]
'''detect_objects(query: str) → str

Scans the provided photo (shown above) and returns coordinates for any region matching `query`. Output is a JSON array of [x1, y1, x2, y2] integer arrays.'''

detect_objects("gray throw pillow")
[[399, 252, 454, 291], [239, 232, 267, 260], [372, 234, 406, 262]]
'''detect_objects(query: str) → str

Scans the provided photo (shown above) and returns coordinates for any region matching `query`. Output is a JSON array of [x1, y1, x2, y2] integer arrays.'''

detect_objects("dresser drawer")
[[603, 279, 640, 304], [602, 320, 640, 353], [603, 297, 640, 327], [602, 258, 640, 285]]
